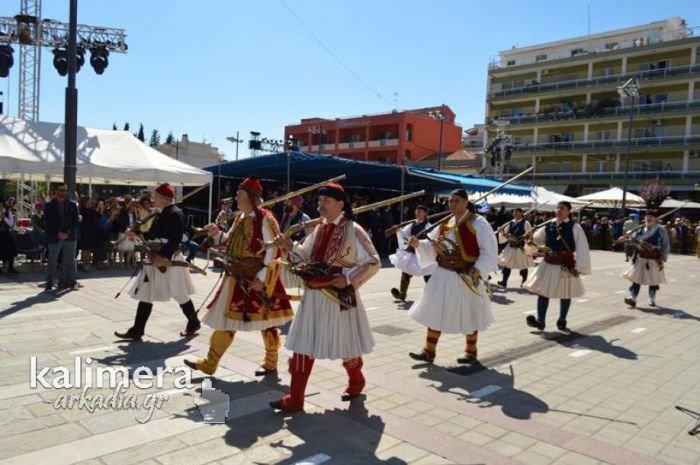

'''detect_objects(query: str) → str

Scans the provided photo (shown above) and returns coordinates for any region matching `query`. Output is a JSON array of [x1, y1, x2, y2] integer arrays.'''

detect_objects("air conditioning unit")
[[605, 154, 616, 161], [653, 119, 663, 126], [535, 156, 543, 162], [690, 151, 699, 158], [542, 69, 549, 75]]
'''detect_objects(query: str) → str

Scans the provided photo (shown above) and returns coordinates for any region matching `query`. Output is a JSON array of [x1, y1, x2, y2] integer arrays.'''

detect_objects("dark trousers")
[[536, 296, 571, 327], [501, 267, 528, 285], [630, 283, 659, 298], [131, 300, 199, 336]]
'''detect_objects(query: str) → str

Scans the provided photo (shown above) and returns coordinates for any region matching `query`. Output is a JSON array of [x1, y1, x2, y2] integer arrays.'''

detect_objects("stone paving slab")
[[0, 250, 699, 464]]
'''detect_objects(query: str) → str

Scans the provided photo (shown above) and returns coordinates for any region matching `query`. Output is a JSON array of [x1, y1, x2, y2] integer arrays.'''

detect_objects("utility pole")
[[617, 78, 640, 216], [63, 0, 77, 198]]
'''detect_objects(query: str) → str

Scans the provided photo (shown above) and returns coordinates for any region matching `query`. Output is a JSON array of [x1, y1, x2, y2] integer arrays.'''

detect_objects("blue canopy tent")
[[204, 151, 531, 196]]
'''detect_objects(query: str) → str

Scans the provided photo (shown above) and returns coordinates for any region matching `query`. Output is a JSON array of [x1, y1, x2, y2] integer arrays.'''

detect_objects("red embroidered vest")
[[440, 212, 480, 263]]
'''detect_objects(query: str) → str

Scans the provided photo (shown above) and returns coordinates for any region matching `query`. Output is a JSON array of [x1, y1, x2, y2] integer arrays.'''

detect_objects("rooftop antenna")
[[587, 4, 591, 37]]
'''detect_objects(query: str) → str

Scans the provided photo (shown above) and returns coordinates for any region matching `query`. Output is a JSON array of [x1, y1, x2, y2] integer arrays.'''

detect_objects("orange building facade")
[[284, 106, 463, 165]]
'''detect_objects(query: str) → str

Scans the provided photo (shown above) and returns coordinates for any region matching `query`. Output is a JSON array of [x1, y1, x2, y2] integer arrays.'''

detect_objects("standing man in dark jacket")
[[43, 182, 80, 291]]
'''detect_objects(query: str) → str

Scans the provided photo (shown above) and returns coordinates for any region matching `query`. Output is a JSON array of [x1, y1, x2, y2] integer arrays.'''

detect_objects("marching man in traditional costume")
[[524, 201, 591, 331], [389, 205, 432, 301], [406, 189, 498, 364], [270, 182, 380, 412], [622, 211, 670, 307], [115, 183, 200, 341], [278, 195, 312, 297], [497, 207, 534, 288], [184, 178, 294, 376]]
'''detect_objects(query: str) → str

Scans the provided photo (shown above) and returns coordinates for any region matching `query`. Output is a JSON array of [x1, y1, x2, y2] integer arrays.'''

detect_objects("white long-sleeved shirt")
[[292, 213, 380, 290], [532, 219, 592, 275], [498, 218, 532, 244], [415, 214, 499, 276], [2, 210, 14, 229]]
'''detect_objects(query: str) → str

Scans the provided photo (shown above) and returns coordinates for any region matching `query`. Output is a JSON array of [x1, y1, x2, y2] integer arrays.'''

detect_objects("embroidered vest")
[[545, 220, 576, 252], [226, 209, 268, 257], [439, 213, 480, 263]]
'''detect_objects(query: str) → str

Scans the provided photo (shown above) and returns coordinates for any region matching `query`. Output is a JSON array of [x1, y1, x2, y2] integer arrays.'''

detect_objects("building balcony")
[[511, 135, 700, 154], [368, 138, 399, 148], [309, 144, 334, 152], [519, 170, 700, 181], [337, 141, 364, 150], [488, 100, 700, 126], [488, 64, 700, 100]]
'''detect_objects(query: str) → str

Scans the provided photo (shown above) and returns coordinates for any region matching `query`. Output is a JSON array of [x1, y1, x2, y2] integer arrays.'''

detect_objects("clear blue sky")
[[2, 1, 699, 160]]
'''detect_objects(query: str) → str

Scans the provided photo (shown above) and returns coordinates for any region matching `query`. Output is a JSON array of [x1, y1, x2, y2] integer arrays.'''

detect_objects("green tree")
[[137, 123, 145, 142], [165, 131, 174, 145], [639, 180, 671, 209], [123, 122, 130, 131], [112, 122, 117, 130], [149, 129, 161, 147]]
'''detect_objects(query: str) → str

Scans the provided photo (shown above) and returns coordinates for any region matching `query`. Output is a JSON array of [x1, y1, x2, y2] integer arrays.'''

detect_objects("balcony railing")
[[368, 138, 398, 148], [489, 100, 700, 126], [489, 64, 700, 99], [514, 170, 700, 181], [337, 141, 364, 150], [512, 135, 700, 153]]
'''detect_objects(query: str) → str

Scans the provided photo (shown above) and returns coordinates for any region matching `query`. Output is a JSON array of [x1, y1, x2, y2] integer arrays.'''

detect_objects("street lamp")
[[617, 77, 640, 215], [226, 132, 242, 161], [429, 104, 447, 171]]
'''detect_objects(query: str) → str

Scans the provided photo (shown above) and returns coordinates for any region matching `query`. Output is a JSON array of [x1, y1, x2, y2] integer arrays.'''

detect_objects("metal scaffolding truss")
[[17, 0, 41, 121], [0, 17, 128, 52], [0, 0, 127, 122]]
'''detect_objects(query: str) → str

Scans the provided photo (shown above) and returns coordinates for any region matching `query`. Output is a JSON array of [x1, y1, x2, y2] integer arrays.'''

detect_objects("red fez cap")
[[318, 183, 346, 201], [239, 177, 262, 198], [155, 183, 175, 198]]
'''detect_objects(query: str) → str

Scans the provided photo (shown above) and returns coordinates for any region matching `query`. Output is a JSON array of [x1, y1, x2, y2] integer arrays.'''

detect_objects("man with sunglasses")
[[43, 182, 80, 291]]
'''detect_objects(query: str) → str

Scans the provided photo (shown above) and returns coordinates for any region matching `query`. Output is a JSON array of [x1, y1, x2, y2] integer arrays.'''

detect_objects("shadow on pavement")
[[93, 339, 194, 374], [0, 292, 56, 319], [632, 306, 700, 322], [177, 378, 400, 465], [421, 363, 548, 420], [541, 332, 638, 360]]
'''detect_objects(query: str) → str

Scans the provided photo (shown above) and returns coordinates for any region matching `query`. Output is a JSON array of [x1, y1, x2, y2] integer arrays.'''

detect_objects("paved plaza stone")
[[0, 250, 699, 465]]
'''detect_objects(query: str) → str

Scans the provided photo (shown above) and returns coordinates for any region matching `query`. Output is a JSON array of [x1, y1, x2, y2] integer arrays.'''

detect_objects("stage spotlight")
[[0, 46, 14, 77], [76, 47, 85, 72], [52, 48, 68, 76], [89, 47, 109, 74]]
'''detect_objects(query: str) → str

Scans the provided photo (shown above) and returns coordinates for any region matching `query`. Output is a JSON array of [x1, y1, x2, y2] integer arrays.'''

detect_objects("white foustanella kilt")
[[202, 277, 294, 332], [408, 266, 494, 334], [498, 245, 534, 270], [128, 252, 195, 304], [524, 261, 584, 299], [389, 249, 425, 276], [285, 289, 375, 360], [117, 233, 136, 253], [279, 266, 304, 292], [621, 258, 666, 286]]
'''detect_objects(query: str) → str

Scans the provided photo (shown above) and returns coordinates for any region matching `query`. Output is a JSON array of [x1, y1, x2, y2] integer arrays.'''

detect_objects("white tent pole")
[[207, 181, 213, 223]]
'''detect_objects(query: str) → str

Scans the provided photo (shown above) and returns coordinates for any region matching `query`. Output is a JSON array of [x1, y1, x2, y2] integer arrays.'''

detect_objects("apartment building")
[[284, 106, 462, 165], [485, 17, 700, 197]]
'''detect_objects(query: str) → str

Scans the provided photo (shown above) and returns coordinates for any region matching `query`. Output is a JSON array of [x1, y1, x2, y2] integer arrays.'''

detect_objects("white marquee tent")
[[470, 186, 585, 211], [0, 116, 212, 186], [660, 198, 700, 209], [575, 187, 646, 209]]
